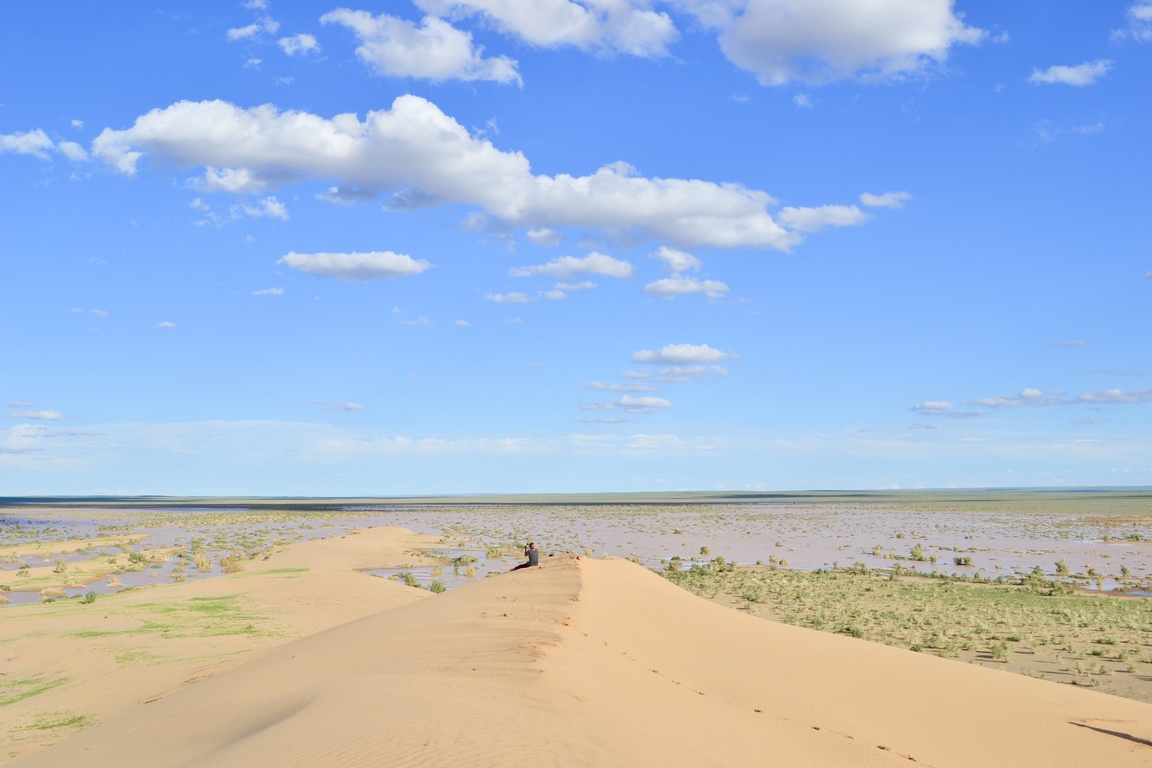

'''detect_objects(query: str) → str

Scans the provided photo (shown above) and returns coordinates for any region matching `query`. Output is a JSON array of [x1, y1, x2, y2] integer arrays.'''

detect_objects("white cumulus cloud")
[[412, 0, 679, 57], [860, 190, 911, 208], [510, 252, 633, 279], [279, 250, 432, 280], [321, 9, 520, 84], [90, 96, 863, 250], [643, 276, 729, 300], [279, 33, 320, 55], [682, 0, 985, 85], [1028, 60, 1113, 87], [157, 321, 176, 329], [631, 343, 733, 365]]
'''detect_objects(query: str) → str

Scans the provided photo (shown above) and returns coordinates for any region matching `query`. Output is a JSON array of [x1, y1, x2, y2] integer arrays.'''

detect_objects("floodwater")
[[2, 504, 1149, 604]]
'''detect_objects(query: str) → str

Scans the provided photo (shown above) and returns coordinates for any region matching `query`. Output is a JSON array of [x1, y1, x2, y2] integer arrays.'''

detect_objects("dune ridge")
[[17, 554, 1152, 767]]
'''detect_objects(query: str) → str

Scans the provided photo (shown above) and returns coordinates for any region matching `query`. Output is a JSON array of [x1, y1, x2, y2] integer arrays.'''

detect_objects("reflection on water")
[[2, 504, 1150, 604]]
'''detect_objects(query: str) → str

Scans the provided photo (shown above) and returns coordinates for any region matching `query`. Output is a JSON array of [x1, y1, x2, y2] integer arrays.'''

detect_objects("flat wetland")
[[1, 487, 1150, 749]]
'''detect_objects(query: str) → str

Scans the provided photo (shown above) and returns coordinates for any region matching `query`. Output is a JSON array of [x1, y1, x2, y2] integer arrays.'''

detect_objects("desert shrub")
[[194, 553, 211, 572], [954, 556, 973, 566], [220, 553, 243, 573], [82, 591, 97, 604], [54, 558, 68, 574], [485, 547, 504, 558], [700, 546, 710, 555], [429, 581, 446, 593], [128, 551, 149, 564]]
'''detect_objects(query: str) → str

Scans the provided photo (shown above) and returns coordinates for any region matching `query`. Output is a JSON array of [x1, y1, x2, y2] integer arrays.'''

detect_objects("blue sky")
[[1, 0, 1150, 495]]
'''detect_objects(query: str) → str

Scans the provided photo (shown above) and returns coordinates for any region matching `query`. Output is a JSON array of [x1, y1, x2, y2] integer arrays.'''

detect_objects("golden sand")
[[11, 541, 1152, 767]]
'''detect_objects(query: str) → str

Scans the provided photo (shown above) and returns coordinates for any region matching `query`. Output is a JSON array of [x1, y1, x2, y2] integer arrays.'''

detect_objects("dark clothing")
[[511, 548, 540, 570]]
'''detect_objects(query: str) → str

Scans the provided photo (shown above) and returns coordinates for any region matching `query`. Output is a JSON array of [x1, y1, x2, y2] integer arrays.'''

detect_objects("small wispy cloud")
[[962, 388, 1062, 408], [453, 320, 470, 327], [485, 292, 533, 304], [279, 33, 319, 55], [793, 94, 813, 109], [311, 399, 365, 411], [584, 381, 657, 393], [279, 251, 431, 281], [1111, 2, 1152, 42], [657, 365, 728, 383], [1049, 340, 1086, 348], [5, 410, 64, 420], [1076, 388, 1152, 405], [401, 316, 432, 326], [860, 191, 912, 208], [253, 287, 284, 296], [580, 395, 673, 414], [911, 401, 987, 418], [157, 321, 176, 329], [1028, 60, 1113, 86], [525, 228, 563, 247], [227, 15, 279, 41], [6, 401, 34, 408], [631, 343, 734, 365], [643, 276, 729, 300], [510, 252, 633, 279]]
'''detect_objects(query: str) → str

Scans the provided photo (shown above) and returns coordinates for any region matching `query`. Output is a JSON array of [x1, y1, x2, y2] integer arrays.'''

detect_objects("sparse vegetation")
[[662, 560, 1152, 700]]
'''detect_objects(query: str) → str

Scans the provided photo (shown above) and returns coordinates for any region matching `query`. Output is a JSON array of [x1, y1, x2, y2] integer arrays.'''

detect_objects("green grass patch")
[[0, 675, 68, 708], [22, 712, 88, 731], [663, 562, 1152, 662]]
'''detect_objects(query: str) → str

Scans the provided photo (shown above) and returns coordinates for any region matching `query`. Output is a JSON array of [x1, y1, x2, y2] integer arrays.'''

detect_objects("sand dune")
[[16, 553, 1152, 767], [0, 527, 436, 762]]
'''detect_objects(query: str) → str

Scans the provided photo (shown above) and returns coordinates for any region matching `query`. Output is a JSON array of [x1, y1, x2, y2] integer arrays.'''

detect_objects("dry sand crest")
[[14, 549, 1152, 767]]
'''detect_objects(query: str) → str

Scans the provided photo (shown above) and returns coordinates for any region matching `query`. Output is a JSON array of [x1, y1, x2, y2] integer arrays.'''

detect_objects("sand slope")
[[16, 555, 1152, 767], [0, 527, 435, 763]]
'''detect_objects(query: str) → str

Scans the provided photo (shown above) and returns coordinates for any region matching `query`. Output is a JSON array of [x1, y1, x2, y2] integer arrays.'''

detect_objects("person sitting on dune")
[[512, 542, 539, 570]]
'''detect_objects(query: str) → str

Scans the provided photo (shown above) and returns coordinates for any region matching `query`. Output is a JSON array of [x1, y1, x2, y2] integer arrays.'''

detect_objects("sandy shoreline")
[[8, 535, 1152, 766]]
